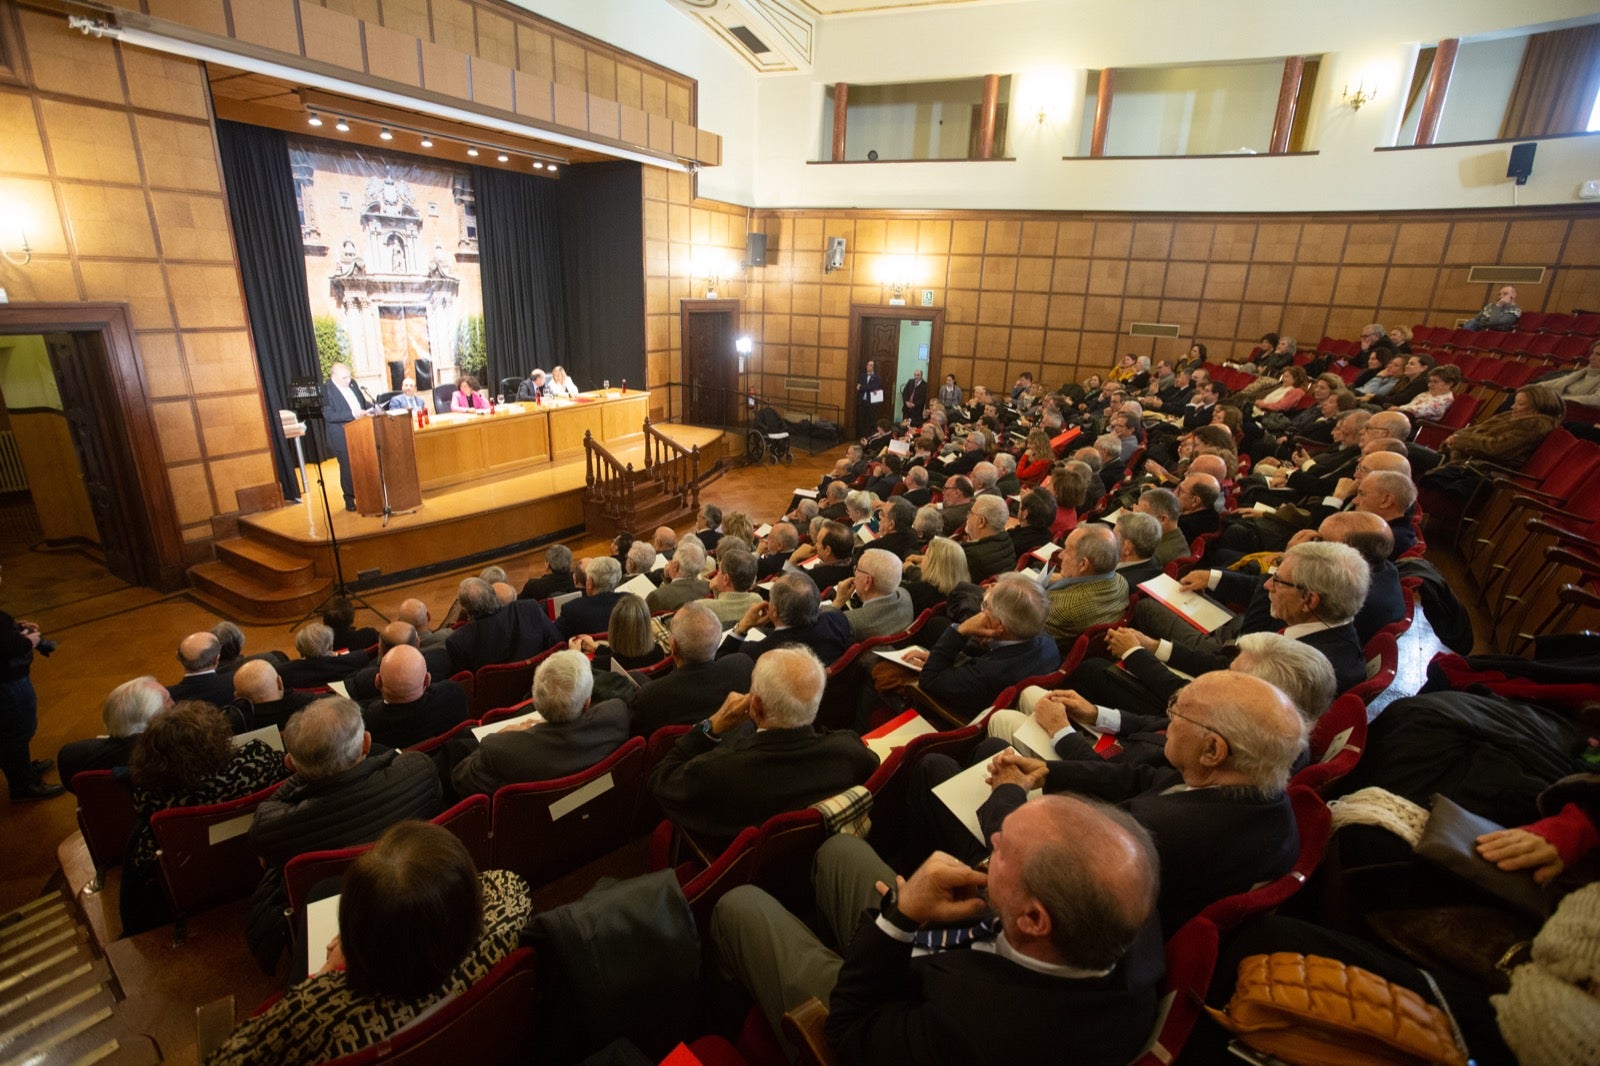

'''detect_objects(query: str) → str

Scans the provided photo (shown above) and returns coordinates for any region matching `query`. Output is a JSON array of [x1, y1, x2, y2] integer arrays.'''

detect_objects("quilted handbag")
[[1206, 952, 1468, 1066]]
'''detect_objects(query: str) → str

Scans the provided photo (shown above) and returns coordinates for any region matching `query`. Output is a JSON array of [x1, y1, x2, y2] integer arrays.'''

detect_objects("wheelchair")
[[746, 404, 794, 465]]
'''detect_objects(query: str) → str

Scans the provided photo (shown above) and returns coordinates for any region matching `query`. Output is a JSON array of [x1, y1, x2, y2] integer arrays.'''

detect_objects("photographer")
[[1, 570, 62, 801]]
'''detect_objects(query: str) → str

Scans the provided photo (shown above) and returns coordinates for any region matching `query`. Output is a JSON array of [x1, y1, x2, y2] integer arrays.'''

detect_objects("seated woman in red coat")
[[450, 375, 490, 413], [1016, 428, 1056, 486]]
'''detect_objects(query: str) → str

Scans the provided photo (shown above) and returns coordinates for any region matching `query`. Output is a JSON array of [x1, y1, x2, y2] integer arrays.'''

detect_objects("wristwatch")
[[878, 887, 921, 934], [696, 718, 723, 743]]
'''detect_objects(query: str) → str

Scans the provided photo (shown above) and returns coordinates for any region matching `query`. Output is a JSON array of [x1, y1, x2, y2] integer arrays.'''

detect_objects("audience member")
[[363, 645, 470, 750], [247, 696, 442, 971], [449, 650, 630, 796], [630, 604, 755, 736], [826, 547, 914, 640], [279, 623, 369, 689], [647, 539, 711, 611], [397, 598, 449, 651], [1112, 512, 1165, 588], [555, 557, 628, 638], [167, 632, 234, 706], [648, 645, 877, 840], [1040, 525, 1130, 643], [233, 659, 314, 731], [1135, 488, 1188, 566], [725, 574, 853, 664], [705, 548, 763, 626], [447, 577, 563, 670], [322, 597, 378, 652], [57, 676, 169, 791], [344, 621, 455, 702]]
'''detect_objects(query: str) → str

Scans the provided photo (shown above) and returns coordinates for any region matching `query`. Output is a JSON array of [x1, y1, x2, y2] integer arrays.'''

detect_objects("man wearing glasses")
[[911, 671, 1304, 933]]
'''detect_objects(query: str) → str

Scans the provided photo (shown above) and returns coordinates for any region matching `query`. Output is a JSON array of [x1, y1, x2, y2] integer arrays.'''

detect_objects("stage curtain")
[[557, 162, 646, 392], [473, 165, 566, 388], [215, 120, 321, 504], [1499, 25, 1600, 139]]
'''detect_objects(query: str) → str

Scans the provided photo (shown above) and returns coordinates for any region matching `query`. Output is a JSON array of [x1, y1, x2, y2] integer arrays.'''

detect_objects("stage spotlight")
[[547, 164, 558, 173], [335, 117, 350, 132], [379, 127, 393, 140], [307, 112, 323, 127], [466, 146, 479, 157], [532, 161, 544, 169], [496, 152, 509, 162], [419, 136, 434, 148]]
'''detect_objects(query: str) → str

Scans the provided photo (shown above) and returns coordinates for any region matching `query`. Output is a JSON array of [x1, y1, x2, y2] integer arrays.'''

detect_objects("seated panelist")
[[451, 375, 490, 413], [386, 377, 428, 412]]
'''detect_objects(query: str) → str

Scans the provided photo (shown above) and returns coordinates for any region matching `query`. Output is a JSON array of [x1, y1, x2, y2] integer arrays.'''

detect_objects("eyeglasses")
[[1166, 698, 1234, 750], [1264, 572, 1309, 593]]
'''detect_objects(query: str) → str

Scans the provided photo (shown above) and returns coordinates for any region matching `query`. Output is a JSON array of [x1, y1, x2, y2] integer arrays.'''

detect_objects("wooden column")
[[831, 82, 849, 161], [1090, 68, 1115, 157], [975, 73, 1000, 159], [1269, 56, 1305, 154], [1414, 38, 1459, 146]]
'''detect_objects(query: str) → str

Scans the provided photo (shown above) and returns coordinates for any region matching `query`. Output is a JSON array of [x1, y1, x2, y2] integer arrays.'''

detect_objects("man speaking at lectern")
[[321, 362, 372, 513]]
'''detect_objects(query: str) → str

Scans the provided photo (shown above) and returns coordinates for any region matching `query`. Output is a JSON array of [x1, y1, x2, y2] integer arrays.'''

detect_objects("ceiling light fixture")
[[496, 152, 509, 162], [307, 111, 323, 127], [532, 161, 544, 169], [547, 164, 558, 174], [334, 117, 350, 132], [419, 135, 433, 148], [379, 127, 393, 140], [466, 145, 479, 157]]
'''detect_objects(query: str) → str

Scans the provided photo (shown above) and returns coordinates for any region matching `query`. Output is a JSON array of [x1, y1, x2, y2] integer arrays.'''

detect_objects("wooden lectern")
[[347, 413, 422, 517]]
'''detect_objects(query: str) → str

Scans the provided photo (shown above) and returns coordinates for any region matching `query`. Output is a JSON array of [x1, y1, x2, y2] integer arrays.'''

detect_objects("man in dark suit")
[[649, 644, 878, 840], [361, 645, 470, 750], [757, 523, 800, 580], [900, 466, 933, 508], [277, 624, 370, 690], [320, 361, 373, 512], [723, 574, 853, 665], [901, 574, 1061, 720], [1176, 474, 1222, 545], [450, 649, 632, 796], [856, 359, 884, 438], [518, 543, 581, 602], [937, 476, 975, 535], [711, 795, 1163, 1066], [900, 369, 928, 424], [167, 632, 237, 706], [342, 622, 454, 702], [631, 603, 755, 736], [858, 497, 918, 563], [58, 676, 169, 790], [1112, 512, 1166, 589], [232, 660, 315, 731], [447, 577, 563, 672], [785, 521, 855, 592], [555, 557, 629, 639]]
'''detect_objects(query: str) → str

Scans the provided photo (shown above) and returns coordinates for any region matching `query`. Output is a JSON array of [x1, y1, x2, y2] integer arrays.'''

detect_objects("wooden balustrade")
[[644, 418, 701, 515], [582, 430, 635, 528]]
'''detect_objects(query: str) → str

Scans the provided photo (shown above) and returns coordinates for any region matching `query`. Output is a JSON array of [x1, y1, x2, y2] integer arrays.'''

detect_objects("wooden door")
[[45, 334, 144, 583], [855, 318, 900, 434], [680, 300, 740, 427]]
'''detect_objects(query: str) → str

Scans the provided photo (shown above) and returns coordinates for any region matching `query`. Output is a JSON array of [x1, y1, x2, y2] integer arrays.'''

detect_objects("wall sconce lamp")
[[1, 204, 32, 266], [880, 255, 915, 305], [1, 233, 30, 267], [1341, 83, 1376, 112]]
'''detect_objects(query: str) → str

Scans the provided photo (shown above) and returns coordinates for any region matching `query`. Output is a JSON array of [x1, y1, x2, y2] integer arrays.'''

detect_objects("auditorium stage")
[[189, 421, 731, 620]]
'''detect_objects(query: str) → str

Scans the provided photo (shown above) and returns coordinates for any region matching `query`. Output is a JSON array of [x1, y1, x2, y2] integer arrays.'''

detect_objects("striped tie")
[[914, 914, 1003, 950]]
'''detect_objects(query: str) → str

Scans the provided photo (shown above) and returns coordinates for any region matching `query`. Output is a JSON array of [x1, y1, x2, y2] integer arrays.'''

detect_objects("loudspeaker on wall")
[[825, 236, 846, 273], [746, 232, 767, 267], [1506, 142, 1536, 185]]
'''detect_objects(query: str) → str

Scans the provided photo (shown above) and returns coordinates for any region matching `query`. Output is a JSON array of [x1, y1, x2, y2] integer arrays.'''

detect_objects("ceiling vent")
[[666, 0, 814, 73], [728, 25, 771, 53], [1127, 322, 1183, 338], [1467, 265, 1546, 285]]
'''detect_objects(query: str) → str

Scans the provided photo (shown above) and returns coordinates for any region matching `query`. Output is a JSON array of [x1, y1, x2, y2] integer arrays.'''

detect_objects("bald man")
[[971, 671, 1304, 931], [363, 645, 470, 750], [168, 631, 235, 706], [233, 659, 314, 731], [340, 621, 455, 703], [397, 598, 449, 651], [1175, 473, 1222, 543]]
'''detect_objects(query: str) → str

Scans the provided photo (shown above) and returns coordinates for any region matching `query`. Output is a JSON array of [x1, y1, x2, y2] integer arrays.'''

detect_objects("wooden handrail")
[[643, 418, 701, 516], [583, 430, 635, 525]]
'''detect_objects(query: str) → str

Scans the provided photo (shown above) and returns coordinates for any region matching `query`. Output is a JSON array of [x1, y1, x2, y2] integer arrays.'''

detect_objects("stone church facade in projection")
[[290, 138, 483, 397]]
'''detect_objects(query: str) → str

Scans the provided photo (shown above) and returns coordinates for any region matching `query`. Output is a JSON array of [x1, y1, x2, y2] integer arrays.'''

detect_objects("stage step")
[[214, 537, 317, 589], [188, 558, 331, 623]]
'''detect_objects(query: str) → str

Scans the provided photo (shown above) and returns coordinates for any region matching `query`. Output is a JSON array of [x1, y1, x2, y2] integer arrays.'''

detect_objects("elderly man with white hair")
[[961, 494, 1018, 581], [1040, 524, 1129, 643], [57, 676, 172, 790], [825, 547, 913, 640], [647, 539, 711, 612], [247, 695, 441, 971], [648, 645, 878, 840], [631, 603, 755, 736], [449, 649, 631, 797]]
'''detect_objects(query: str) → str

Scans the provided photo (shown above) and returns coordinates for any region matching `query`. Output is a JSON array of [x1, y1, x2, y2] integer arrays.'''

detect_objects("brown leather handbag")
[[1206, 952, 1468, 1066]]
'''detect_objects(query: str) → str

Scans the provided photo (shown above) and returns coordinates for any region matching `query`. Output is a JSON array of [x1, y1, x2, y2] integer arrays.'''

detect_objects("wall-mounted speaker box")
[[746, 232, 767, 267], [1507, 142, 1536, 185], [825, 236, 846, 272]]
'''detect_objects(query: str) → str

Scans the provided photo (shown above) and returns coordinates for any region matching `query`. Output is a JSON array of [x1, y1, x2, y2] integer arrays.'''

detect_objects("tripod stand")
[[288, 415, 387, 631]]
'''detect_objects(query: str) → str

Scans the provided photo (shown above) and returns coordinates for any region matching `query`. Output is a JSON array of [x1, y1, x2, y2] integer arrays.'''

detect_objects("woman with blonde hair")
[[570, 594, 666, 672], [1017, 428, 1056, 486], [902, 535, 979, 617]]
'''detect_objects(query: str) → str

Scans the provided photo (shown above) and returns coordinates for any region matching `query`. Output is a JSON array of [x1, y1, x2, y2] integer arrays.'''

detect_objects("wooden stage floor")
[[238, 422, 730, 586]]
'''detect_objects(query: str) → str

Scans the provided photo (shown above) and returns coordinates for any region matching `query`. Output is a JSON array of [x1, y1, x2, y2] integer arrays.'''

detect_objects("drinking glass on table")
[[496, 393, 505, 405], [603, 379, 610, 390]]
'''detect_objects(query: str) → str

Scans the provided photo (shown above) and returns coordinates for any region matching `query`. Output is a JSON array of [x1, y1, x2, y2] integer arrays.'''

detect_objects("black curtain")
[[215, 120, 320, 504], [556, 162, 646, 391], [473, 165, 567, 388]]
